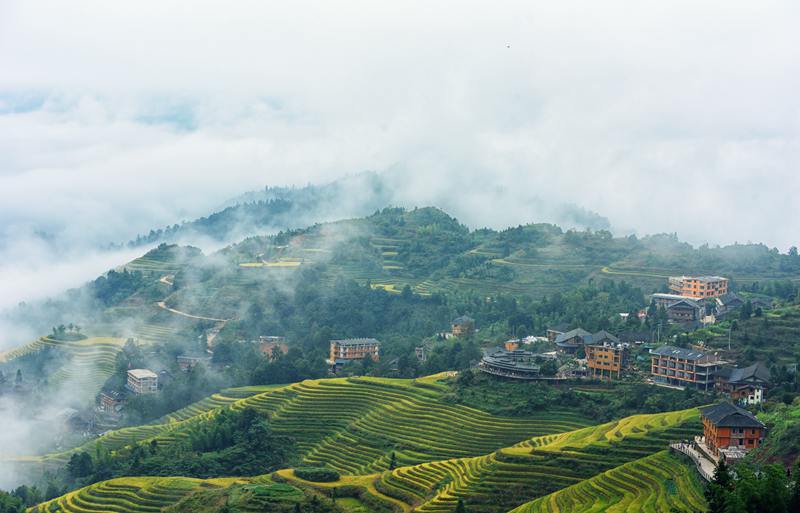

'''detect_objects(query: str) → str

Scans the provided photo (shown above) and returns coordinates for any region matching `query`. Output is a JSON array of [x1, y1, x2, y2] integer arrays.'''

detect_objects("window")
[[739, 439, 744, 445]]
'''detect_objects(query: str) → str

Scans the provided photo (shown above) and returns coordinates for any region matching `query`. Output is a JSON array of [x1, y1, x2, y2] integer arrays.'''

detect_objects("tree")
[[647, 299, 658, 319], [14, 370, 22, 386], [790, 457, 800, 512], [740, 300, 753, 320], [389, 452, 397, 471], [706, 459, 733, 513], [722, 493, 747, 513], [67, 452, 94, 478], [760, 464, 789, 513], [0, 490, 23, 513], [455, 498, 466, 513]]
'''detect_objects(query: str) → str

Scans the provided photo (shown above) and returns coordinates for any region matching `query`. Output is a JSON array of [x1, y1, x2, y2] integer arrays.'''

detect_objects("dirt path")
[[155, 301, 228, 322]]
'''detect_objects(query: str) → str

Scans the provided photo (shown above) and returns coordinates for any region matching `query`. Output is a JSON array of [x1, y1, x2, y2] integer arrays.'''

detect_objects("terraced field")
[[35, 407, 704, 513], [27, 476, 257, 513], [510, 450, 706, 513], [376, 408, 701, 513], [29, 375, 707, 513], [0, 337, 125, 401], [123, 256, 184, 274], [43, 376, 593, 474]]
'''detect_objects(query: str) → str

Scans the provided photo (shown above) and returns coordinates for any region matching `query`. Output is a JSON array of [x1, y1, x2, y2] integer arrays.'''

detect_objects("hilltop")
[[119, 171, 613, 250]]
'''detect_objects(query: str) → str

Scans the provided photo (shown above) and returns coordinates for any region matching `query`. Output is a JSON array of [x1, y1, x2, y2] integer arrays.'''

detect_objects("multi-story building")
[[650, 345, 723, 390], [668, 275, 729, 298], [478, 348, 541, 380], [451, 316, 475, 337], [586, 343, 628, 380], [327, 338, 381, 372], [701, 403, 766, 460], [126, 369, 159, 394]]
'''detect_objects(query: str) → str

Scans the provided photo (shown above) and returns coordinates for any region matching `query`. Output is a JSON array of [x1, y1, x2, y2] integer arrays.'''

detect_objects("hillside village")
[[1, 211, 799, 513]]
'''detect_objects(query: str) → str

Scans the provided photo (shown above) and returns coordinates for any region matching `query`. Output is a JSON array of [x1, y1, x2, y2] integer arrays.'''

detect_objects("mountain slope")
[[30, 399, 706, 513]]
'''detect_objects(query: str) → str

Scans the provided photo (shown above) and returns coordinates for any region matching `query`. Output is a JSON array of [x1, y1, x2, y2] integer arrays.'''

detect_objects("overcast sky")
[[0, 0, 799, 310]]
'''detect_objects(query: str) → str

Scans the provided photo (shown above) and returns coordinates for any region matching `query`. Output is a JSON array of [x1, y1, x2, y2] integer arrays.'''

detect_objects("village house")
[[715, 362, 771, 405], [650, 345, 724, 391], [586, 342, 628, 380], [415, 346, 426, 362], [651, 293, 704, 323], [666, 298, 704, 323], [557, 363, 588, 379], [715, 293, 773, 318], [176, 355, 212, 372], [669, 275, 729, 298], [98, 389, 126, 415], [553, 328, 592, 353], [700, 402, 766, 461], [259, 336, 289, 360], [451, 316, 476, 337], [327, 338, 381, 373], [546, 324, 570, 343], [554, 329, 620, 354], [126, 368, 159, 394]]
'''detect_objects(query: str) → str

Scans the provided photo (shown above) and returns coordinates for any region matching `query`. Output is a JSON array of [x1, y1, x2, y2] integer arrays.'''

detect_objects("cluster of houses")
[[650, 345, 771, 404], [651, 275, 772, 326]]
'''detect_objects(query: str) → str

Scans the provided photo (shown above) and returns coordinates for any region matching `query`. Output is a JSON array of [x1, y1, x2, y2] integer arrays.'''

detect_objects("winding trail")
[[155, 301, 229, 322]]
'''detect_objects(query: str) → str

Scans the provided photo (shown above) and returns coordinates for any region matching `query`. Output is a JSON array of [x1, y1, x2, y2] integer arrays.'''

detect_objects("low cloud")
[[0, 0, 798, 346]]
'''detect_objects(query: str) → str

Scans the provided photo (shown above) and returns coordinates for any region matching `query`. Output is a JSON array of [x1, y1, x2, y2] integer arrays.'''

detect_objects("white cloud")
[[0, 0, 798, 323]]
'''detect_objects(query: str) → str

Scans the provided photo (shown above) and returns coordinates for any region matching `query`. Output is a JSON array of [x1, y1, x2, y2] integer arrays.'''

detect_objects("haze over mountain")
[[2, 1, 799, 318]]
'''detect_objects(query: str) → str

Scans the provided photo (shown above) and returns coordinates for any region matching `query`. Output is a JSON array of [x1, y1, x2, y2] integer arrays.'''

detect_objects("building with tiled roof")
[[650, 345, 724, 390], [700, 402, 766, 458]]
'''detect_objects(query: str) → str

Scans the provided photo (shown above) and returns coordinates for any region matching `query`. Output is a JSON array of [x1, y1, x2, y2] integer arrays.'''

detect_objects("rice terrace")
[[19, 374, 713, 513]]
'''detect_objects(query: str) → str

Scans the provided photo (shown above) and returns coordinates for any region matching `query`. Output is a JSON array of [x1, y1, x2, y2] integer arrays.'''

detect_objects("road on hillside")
[[155, 301, 229, 322]]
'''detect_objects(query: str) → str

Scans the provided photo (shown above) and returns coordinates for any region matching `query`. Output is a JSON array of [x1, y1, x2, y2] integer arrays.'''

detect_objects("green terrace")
[[376, 408, 701, 513], [509, 450, 706, 513], [34, 407, 705, 513], [40, 375, 593, 473]]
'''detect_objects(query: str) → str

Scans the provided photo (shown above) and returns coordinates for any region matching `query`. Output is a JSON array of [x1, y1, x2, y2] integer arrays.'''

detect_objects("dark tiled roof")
[[650, 345, 708, 361], [715, 367, 734, 380], [590, 330, 621, 345], [331, 338, 381, 346], [666, 298, 701, 309], [554, 328, 592, 345], [728, 362, 770, 384], [701, 403, 765, 428], [452, 315, 475, 325], [716, 292, 743, 306]]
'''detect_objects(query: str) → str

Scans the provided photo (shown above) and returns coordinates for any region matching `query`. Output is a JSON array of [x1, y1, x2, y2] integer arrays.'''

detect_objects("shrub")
[[294, 467, 340, 482]]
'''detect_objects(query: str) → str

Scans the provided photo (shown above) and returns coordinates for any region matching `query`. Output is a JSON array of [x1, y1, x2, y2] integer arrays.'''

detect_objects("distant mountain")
[[120, 170, 613, 250]]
